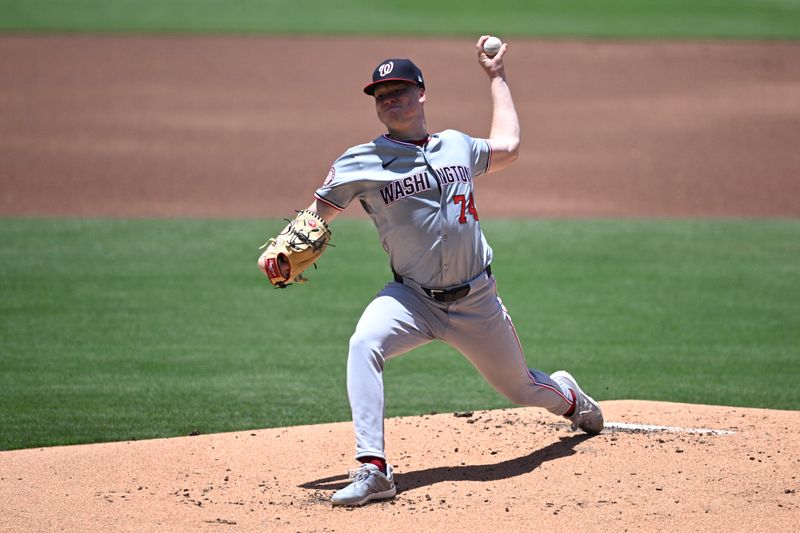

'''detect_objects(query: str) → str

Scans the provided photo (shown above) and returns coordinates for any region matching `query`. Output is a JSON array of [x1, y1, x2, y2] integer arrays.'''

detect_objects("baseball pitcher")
[[257, 36, 604, 507]]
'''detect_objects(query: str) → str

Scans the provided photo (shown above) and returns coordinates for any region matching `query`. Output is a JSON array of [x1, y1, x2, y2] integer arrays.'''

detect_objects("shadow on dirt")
[[300, 434, 593, 493]]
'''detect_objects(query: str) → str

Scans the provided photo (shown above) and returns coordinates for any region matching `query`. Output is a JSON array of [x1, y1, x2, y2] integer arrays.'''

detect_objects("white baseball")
[[483, 36, 502, 57]]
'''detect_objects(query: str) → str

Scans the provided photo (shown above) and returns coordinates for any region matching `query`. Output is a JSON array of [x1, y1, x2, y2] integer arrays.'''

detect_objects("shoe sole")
[[552, 370, 604, 434], [331, 486, 396, 507]]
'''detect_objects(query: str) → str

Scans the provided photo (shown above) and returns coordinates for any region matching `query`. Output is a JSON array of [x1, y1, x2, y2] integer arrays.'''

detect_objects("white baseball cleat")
[[551, 370, 604, 434], [331, 463, 396, 506]]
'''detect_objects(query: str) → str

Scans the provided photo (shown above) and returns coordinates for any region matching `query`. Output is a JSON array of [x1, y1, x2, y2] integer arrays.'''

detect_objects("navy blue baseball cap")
[[363, 59, 425, 95]]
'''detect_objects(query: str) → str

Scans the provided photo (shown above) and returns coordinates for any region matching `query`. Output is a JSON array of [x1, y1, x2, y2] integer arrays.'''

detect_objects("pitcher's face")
[[373, 82, 425, 129]]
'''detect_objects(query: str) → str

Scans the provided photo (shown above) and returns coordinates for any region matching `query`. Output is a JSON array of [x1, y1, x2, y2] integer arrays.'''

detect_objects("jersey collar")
[[382, 134, 431, 147]]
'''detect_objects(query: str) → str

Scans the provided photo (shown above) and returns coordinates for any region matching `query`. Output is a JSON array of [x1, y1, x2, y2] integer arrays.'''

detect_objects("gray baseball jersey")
[[315, 129, 574, 461], [315, 129, 492, 288]]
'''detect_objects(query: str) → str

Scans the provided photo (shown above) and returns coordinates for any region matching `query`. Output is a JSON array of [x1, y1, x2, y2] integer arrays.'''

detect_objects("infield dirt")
[[1, 35, 799, 217], [1, 35, 799, 531]]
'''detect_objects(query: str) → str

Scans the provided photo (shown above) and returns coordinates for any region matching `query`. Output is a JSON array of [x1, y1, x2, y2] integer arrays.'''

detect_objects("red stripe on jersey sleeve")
[[314, 193, 344, 211]]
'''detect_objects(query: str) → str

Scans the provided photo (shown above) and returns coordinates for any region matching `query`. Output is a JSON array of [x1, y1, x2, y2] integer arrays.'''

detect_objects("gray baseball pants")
[[346, 270, 574, 460]]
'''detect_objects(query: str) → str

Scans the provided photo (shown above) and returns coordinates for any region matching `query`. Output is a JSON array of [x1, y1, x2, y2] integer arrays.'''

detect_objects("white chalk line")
[[605, 422, 736, 435]]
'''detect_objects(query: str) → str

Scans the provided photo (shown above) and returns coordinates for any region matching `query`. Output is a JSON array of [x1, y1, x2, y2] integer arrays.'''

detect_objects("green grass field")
[[2, 0, 799, 452], [1, 0, 799, 39], [2, 219, 798, 450]]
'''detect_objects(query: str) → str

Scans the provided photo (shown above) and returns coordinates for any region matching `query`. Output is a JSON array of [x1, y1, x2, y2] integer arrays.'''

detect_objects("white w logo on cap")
[[378, 62, 394, 77]]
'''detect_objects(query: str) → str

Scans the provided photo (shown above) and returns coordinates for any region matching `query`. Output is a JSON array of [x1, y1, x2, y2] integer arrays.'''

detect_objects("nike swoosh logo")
[[382, 157, 398, 169]]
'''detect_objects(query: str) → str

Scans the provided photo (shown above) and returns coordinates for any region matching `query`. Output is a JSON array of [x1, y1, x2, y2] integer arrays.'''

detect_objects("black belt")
[[393, 265, 492, 303]]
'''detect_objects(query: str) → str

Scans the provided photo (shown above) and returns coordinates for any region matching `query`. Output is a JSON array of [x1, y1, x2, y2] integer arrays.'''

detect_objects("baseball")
[[483, 36, 502, 57]]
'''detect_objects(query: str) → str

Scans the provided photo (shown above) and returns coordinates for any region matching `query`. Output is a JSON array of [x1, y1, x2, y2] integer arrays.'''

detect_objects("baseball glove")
[[258, 210, 332, 288]]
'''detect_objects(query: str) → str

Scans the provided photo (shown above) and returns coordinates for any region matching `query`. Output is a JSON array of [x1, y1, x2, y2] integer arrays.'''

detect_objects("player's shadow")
[[300, 433, 592, 494]]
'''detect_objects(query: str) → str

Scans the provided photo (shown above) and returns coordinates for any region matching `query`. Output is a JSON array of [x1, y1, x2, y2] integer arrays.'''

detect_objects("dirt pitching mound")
[[1, 400, 797, 531]]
